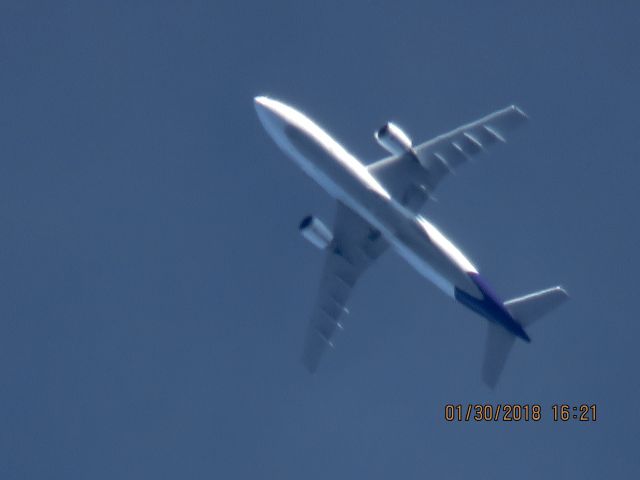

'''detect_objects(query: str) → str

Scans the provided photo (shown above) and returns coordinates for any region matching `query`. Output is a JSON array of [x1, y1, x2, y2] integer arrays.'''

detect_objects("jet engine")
[[299, 215, 333, 250], [374, 122, 413, 156]]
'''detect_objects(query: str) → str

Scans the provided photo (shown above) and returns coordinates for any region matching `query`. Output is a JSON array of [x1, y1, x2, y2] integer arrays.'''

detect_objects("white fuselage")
[[255, 96, 483, 301]]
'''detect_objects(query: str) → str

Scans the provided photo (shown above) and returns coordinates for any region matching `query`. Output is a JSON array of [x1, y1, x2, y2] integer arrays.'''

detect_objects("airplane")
[[254, 95, 568, 387]]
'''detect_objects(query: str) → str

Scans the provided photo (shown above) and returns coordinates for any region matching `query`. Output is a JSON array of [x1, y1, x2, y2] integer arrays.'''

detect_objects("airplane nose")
[[255, 95, 271, 124], [254, 96, 268, 117], [254, 96, 276, 117], [254, 95, 269, 107], [254, 95, 274, 118], [254, 95, 286, 137], [254, 96, 267, 113], [253, 95, 308, 160]]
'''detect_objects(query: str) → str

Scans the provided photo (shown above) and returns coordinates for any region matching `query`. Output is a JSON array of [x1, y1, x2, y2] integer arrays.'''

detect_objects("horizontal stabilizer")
[[482, 286, 569, 388], [504, 286, 569, 326]]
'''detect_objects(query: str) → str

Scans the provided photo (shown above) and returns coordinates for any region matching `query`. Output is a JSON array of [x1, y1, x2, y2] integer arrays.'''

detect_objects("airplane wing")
[[302, 201, 388, 372], [368, 105, 528, 212]]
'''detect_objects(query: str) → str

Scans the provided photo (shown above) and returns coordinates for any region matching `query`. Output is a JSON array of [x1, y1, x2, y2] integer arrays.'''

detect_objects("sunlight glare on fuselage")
[[258, 96, 391, 201], [417, 216, 478, 274]]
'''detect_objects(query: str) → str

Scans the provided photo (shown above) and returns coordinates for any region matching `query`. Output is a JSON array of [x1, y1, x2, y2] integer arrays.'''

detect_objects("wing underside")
[[367, 105, 528, 212], [302, 202, 387, 372]]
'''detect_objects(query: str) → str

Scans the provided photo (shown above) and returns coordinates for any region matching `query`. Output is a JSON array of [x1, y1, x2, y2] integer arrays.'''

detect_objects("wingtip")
[[301, 357, 319, 374], [254, 95, 275, 110], [511, 105, 529, 119], [554, 286, 570, 299]]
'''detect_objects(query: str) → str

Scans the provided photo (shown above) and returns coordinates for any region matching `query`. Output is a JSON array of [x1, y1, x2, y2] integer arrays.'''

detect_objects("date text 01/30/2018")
[[444, 404, 597, 422]]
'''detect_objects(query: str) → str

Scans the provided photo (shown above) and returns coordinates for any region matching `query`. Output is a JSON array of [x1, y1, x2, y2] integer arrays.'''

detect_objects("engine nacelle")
[[299, 215, 333, 250], [374, 122, 413, 156]]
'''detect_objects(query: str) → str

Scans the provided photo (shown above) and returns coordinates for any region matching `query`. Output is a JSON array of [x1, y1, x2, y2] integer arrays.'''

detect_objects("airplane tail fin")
[[482, 286, 569, 388]]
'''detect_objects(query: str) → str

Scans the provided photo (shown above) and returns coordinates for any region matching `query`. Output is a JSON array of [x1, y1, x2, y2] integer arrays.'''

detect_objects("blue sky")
[[1, 1, 639, 478]]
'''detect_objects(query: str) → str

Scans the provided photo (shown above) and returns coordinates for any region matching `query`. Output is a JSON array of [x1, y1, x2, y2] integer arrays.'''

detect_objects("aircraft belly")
[[392, 240, 455, 296], [283, 124, 367, 200], [280, 122, 480, 302], [390, 219, 481, 299], [256, 96, 481, 302]]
